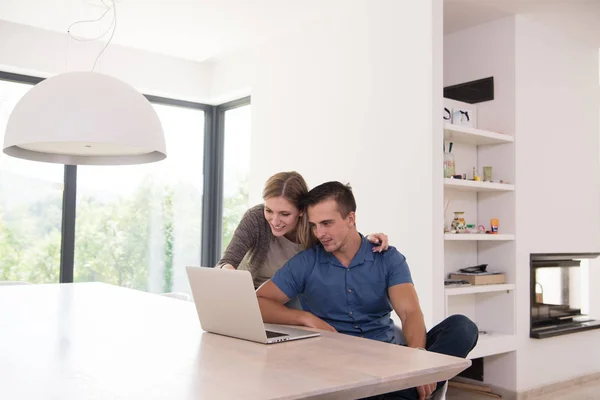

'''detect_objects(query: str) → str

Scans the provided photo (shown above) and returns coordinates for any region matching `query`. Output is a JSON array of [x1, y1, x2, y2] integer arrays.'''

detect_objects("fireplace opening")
[[530, 253, 600, 339]]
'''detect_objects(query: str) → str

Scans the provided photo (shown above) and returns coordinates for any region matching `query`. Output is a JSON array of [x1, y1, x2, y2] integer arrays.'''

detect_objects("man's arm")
[[388, 283, 426, 348], [389, 283, 434, 400], [256, 280, 303, 325], [256, 281, 337, 332]]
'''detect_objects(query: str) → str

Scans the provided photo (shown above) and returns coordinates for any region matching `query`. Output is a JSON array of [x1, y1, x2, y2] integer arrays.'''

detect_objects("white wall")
[[213, 0, 442, 326], [0, 20, 213, 102], [514, 13, 600, 392], [207, 51, 254, 105]]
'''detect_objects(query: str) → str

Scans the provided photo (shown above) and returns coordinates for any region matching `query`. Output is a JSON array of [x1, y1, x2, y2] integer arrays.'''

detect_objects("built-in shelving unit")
[[444, 178, 514, 192], [443, 100, 516, 362], [444, 234, 514, 241], [444, 123, 514, 146], [467, 333, 517, 360], [445, 283, 515, 296]]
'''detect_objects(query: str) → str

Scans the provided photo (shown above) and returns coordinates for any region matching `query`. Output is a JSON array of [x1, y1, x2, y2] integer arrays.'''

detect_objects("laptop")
[[186, 266, 320, 344]]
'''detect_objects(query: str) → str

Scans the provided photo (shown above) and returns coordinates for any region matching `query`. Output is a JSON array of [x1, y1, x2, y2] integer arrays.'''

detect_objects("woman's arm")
[[215, 206, 263, 269]]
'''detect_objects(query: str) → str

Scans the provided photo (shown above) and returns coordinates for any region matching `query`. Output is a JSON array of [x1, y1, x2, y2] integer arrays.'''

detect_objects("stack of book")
[[449, 271, 505, 285], [444, 278, 471, 287]]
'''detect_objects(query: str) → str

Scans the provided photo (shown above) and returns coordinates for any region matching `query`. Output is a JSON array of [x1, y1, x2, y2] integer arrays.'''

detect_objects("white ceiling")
[[2, 0, 599, 62], [0, 0, 346, 63], [444, 1, 513, 34], [445, 0, 600, 35]]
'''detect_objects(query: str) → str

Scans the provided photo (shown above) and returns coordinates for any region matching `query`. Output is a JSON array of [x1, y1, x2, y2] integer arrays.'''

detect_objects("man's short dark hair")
[[303, 181, 356, 218]]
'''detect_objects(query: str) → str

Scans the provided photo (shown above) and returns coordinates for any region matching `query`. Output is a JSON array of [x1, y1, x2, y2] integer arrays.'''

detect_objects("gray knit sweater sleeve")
[[216, 204, 271, 277]]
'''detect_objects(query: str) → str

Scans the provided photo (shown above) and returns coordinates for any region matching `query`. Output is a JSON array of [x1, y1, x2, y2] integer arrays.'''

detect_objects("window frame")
[[211, 96, 251, 262]]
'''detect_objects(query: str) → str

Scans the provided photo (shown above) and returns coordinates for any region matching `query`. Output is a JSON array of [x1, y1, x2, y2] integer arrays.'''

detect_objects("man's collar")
[[350, 234, 375, 266], [317, 233, 374, 266]]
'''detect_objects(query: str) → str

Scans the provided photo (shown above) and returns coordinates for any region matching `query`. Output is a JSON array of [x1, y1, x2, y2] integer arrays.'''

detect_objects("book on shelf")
[[444, 279, 471, 288], [449, 272, 505, 285]]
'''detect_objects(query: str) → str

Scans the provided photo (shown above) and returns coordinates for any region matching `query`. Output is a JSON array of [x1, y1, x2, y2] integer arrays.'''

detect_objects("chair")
[[160, 292, 192, 301], [0, 281, 33, 286], [432, 381, 448, 400]]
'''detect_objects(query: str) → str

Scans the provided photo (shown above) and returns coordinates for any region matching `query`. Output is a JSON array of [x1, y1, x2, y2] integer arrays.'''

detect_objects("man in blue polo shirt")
[[256, 181, 478, 400]]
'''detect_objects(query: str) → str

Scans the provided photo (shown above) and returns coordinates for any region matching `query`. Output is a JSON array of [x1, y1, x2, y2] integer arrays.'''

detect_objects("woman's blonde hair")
[[262, 171, 316, 249]]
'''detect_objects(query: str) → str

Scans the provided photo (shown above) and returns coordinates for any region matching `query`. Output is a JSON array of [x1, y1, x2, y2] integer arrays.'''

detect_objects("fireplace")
[[530, 253, 600, 339]]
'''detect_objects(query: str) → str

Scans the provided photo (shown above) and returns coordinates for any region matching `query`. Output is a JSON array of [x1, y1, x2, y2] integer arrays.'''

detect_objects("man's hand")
[[220, 263, 236, 270], [417, 383, 437, 400], [299, 312, 337, 332]]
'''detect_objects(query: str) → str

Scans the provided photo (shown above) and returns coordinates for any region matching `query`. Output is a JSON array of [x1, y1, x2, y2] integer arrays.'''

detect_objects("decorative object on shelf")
[[490, 218, 499, 234], [443, 98, 459, 123], [483, 166, 492, 182], [452, 106, 475, 127], [472, 166, 480, 181], [444, 196, 452, 232], [443, 107, 452, 122], [459, 264, 488, 273], [466, 224, 485, 234], [443, 142, 455, 178], [451, 211, 467, 233]]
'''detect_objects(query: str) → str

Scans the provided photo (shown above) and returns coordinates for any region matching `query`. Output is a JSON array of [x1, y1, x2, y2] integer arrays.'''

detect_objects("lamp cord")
[[66, 0, 118, 72]]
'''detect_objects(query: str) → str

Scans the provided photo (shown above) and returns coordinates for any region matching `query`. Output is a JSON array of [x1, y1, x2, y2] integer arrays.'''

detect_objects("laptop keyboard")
[[266, 330, 289, 338]]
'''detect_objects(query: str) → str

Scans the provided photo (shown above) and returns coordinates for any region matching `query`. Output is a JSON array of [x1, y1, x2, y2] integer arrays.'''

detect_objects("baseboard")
[[451, 371, 600, 399], [450, 377, 517, 400], [517, 372, 600, 399]]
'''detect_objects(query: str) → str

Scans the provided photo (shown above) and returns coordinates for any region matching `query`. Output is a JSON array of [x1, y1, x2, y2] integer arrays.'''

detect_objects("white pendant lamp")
[[3, 71, 166, 165]]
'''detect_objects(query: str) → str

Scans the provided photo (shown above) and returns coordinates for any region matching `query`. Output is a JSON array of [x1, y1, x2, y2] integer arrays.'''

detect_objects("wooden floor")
[[447, 378, 600, 399]]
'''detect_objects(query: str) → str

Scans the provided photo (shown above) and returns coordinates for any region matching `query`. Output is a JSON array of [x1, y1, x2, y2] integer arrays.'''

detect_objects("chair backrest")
[[0, 281, 33, 286]]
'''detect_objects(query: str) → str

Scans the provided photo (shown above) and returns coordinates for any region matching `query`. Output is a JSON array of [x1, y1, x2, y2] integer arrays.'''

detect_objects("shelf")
[[467, 332, 516, 359], [444, 123, 514, 146], [444, 178, 514, 192], [445, 283, 515, 296], [444, 234, 515, 241]]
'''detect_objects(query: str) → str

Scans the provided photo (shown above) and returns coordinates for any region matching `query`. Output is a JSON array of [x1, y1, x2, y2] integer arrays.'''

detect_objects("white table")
[[0, 282, 470, 399]]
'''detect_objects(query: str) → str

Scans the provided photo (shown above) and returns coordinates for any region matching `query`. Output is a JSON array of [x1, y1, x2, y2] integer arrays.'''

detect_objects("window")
[[0, 78, 64, 284], [74, 102, 205, 293], [221, 101, 252, 252], [0, 71, 251, 290]]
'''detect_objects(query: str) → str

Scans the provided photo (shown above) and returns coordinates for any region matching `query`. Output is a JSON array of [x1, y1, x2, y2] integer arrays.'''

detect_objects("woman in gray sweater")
[[216, 171, 388, 288]]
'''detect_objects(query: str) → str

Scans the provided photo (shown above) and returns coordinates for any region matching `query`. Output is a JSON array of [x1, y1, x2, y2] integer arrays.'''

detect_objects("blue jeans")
[[363, 314, 479, 400]]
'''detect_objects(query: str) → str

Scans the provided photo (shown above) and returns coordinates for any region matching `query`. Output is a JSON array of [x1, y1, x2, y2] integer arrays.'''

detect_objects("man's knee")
[[446, 314, 479, 348]]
